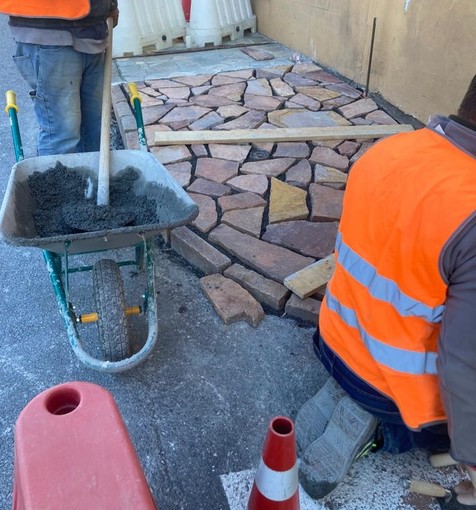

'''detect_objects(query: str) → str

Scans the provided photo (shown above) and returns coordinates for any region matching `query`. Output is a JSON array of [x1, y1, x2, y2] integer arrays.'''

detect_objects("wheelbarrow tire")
[[93, 258, 131, 361]]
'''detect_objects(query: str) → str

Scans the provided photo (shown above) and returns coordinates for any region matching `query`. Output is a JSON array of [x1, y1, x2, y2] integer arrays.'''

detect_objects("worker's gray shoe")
[[295, 377, 347, 455], [298, 395, 379, 500]]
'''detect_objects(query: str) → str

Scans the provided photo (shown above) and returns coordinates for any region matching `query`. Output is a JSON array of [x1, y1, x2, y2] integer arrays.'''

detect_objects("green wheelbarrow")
[[0, 87, 198, 373]]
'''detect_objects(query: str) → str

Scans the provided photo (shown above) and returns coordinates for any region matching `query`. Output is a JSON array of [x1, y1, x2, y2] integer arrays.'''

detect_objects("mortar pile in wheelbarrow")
[[0, 149, 199, 372]]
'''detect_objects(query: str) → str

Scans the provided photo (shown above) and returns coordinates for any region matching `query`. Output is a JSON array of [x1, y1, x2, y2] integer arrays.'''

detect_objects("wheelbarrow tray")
[[0, 149, 198, 255]]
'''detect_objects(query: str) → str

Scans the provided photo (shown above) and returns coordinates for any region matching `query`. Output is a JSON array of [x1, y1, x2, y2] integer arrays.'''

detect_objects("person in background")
[[0, 0, 119, 155], [296, 74, 476, 506]]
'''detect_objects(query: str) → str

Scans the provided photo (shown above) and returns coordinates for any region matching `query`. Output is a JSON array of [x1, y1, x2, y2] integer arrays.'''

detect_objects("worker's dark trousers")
[[313, 329, 450, 454]]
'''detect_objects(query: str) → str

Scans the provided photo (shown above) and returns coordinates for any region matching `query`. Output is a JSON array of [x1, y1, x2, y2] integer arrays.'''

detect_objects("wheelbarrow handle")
[[127, 82, 148, 151], [4, 89, 24, 162]]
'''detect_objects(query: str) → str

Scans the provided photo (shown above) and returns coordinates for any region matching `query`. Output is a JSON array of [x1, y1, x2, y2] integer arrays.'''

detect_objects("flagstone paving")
[[113, 61, 401, 327]]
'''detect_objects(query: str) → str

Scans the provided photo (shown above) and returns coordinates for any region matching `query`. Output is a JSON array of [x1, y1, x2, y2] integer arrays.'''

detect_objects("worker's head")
[[458, 75, 476, 123]]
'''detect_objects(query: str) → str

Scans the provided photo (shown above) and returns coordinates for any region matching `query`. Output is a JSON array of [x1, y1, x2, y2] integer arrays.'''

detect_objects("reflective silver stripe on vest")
[[336, 233, 445, 323], [325, 290, 438, 375]]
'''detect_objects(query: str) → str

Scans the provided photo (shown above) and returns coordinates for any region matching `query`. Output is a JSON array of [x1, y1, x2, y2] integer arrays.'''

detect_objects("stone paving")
[[113, 58, 400, 328]]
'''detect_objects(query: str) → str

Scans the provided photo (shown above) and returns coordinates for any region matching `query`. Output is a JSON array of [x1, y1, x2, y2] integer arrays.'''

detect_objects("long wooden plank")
[[284, 254, 336, 299], [153, 124, 413, 145]]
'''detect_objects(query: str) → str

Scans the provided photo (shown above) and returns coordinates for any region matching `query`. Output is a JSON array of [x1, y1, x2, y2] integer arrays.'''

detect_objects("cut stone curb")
[[200, 274, 265, 327], [284, 294, 321, 325]]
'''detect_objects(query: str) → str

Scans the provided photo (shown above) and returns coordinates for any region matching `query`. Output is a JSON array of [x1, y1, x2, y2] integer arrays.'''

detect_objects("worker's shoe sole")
[[299, 395, 378, 500], [295, 377, 347, 456]]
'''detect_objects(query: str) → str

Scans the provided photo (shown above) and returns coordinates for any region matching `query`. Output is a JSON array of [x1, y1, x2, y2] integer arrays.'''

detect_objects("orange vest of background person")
[[0, 0, 90, 19], [319, 127, 476, 430]]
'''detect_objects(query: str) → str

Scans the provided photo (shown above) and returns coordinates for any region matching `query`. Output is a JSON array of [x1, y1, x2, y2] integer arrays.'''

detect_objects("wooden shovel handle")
[[401, 478, 450, 499]]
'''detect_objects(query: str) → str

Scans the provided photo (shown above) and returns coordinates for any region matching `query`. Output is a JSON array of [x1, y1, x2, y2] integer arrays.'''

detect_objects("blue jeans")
[[13, 43, 104, 155], [313, 330, 450, 454]]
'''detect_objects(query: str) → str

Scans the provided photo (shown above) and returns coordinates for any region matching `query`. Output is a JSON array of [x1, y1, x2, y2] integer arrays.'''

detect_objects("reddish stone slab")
[[241, 158, 295, 177], [262, 220, 338, 258], [191, 144, 209, 157], [218, 192, 266, 212], [189, 111, 224, 131], [285, 294, 320, 325], [187, 177, 231, 197], [146, 78, 185, 89], [209, 224, 315, 283], [270, 78, 295, 98], [246, 78, 273, 96], [337, 141, 361, 157], [285, 160, 312, 188], [224, 264, 291, 312], [188, 192, 217, 233], [327, 82, 362, 99], [309, 184, 344, 221], [209, 144, 251, 163], [211, 74, 247, 86], [171, 226, 231, 275], [286, 92, 321, 111], [216, 105, 249, 119], [191, 85, 213, 96], [159, 86, 191, 100], [159, 105, 211, 129], [208, 82, 246, 101], [243, 94, 284, 112], [365, 110, 398, 124], [213, 110, 266, 131], [221, 69, 255, 80], [200, 274, 265, 327], [227, 175, 269, 196], [292, 62, 323, 75], [304, 70, 342, 84], [190, 95, 237, 107], [150, 145, 191, 165], [195, 158, 239, 184], [283, 73, 318, 87], [338, 98, 378, 119], [274, 142, 311, 159], [240, 47, 275, 61], [255, 65, 292, 80], [172, 74, 212, 87], [310, 147, 349, 171], [320, 95, 354, 110], [350, 141, 375, 164], [222, 207, 264, 238]]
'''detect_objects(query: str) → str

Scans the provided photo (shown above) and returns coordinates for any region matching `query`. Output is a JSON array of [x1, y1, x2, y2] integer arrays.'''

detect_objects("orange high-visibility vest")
[[0, 0, 91, 19], [319, 127, 476, 430]]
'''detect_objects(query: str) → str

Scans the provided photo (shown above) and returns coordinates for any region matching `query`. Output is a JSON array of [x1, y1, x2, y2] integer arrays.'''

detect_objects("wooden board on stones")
[[284, 254, 336, 299], [152, 124, 413, 145]]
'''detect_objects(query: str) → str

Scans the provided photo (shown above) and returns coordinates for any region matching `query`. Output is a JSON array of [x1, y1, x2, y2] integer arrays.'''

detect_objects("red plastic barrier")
[[182, 0, 191, 21], [12, 382, 157, 510]]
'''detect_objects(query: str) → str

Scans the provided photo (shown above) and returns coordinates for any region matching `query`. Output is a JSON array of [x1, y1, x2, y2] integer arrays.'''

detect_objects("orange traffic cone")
[[248, 416, 299, 510]]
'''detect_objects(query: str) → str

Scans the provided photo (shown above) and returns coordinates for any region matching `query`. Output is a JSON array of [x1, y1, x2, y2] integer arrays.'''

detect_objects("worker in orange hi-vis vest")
[[295, 75, 476, 506], [1, 0, 119, 155]]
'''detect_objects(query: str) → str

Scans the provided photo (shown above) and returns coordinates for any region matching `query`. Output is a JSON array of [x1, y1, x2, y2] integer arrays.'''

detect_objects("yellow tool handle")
[[5, 90, 19, 113], [401, 478, 451, 499], [127, 82, 142, 105]]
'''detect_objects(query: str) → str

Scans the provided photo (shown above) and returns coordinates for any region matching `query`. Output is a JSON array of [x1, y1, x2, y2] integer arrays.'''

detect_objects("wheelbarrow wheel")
[[93, 259, 131, 361]]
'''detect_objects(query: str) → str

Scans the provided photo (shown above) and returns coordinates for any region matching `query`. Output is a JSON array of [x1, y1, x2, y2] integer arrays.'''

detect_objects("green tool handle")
[[127, 82, 148, 151], [5, 90, 24, 162]]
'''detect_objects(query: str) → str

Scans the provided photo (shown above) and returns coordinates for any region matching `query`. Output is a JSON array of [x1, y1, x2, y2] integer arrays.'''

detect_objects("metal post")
[[365, 17, 377, 98]]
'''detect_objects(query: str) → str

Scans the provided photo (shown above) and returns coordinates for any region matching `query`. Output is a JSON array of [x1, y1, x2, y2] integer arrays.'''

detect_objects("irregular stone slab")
[[274, 142, 310, 159], [327, 82, 362, 99], [268, 109, 350, 128], [209, 82, 246, 102], [146, 78, 185, 89], [305, 70, 342, 84], [150, 145, 191, 165], [187, 177, 231, 198], [167, 170, 191, 188], [286, 92, 321, 111], [159, 86, 191, 100], [310, 147, 349, 171], [285, 160, 312, 188], [296, 86, 340, 102], [314, 164, 348, 185], [171, 226, 231, 275], [212, 74, 247, 86], [189, 111, 224, 131], [284, 73, 318, 87], [173, 74, 212, 87], [190, 95, 236, 107], [350, 141, 375, 164], [241, 158, 295, 177], [139, 86, 162, 98], [263, 220, 338, 258], [352, 117, 373, 125], [309, 184, 344, 221], [214, 110, 266, 131], [255, 65, 292, 79], [209, 144, 251, 163], [159, 105, 210, 129], [217, 105, 249, 119], [285, 294, 320, 325], [246, 78, 273, 96], [224, 264, 291, 312], [221, 69, 255, 80], [292, 62, 323, 75], [165, 161, 192, 174], [188, 192, 217, 233], [191, 144, 208, 157], [338, 98, 379, 119], [270, 78, 294, 98], [243, 94, 284, 112], [241, 47, 275, 61], [191, 85, 213, 96], [366, 110, 398, 124], [285, 101, 307, 110], [140, 104, 175, 125], [222, 207, 264, 238], [227, 174, 269, 196], [269, 177, 308, 223], [145, 124, 172, 144], [195, 158, 239, 183], [321, 95, 355, 111], [209, 224, 314, 283], [218, 192, 266, 212], [200, 274, 264, 327], [337, 141, 361, 157]]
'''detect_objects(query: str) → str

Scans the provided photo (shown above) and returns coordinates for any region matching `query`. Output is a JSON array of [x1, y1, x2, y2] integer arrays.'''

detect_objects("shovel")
[[401, 478, 476, 509]]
